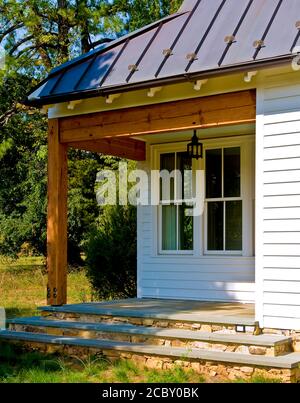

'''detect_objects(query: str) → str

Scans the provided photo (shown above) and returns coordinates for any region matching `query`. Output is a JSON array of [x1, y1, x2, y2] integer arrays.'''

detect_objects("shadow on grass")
[[4, 307, 39, 319], [0, 343, 112, 383], [0, 343, 65, 383]]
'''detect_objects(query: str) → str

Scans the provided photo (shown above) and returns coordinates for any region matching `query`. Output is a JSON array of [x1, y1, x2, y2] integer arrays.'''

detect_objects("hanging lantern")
[[187, 130, 203, 160]]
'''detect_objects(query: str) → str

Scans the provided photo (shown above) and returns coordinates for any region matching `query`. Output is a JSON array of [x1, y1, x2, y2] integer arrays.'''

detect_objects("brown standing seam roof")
[[26, 0, 300, 107]]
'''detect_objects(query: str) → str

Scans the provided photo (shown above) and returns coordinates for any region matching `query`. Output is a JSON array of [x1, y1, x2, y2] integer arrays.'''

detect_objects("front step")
[[8, 317, 293, 357], [39, 303, 259, 334], [0, 330, 300, 383]]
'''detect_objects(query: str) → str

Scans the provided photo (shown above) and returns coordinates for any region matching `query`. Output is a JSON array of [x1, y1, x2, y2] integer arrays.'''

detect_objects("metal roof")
[[26, 0, 300, 107]]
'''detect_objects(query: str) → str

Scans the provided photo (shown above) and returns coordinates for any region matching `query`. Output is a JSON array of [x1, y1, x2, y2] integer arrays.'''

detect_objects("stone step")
[[8, 317, 293, 357], [0, 330, 300, 382], [39, 303, 259, 334]]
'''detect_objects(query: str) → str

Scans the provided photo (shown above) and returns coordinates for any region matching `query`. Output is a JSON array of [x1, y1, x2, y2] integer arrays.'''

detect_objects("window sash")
[[159, 152, 193, 253], [205, 146, 243, 253]]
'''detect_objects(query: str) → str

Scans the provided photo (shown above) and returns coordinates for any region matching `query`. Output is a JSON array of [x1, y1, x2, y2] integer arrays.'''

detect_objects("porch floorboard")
[[39, 298, 256, 326]]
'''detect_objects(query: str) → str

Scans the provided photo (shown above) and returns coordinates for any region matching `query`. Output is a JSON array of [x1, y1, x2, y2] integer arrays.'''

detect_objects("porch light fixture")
[[187, 130, 203, 160]]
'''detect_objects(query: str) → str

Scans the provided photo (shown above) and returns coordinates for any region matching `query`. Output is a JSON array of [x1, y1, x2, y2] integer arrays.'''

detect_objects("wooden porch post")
[[47, 119, 68, 306]]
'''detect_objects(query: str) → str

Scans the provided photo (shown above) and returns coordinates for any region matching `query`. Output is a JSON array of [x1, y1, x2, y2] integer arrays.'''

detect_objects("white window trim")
[[151, 135, 255, 257]]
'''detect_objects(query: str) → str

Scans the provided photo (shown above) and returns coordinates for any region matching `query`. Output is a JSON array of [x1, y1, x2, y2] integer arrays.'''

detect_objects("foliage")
[[0, 0, 184, 262], [0, 344, 208, 383], [0, 343, 281, 383], [122, 0, 183, 31], [85, 204, 137, 299]]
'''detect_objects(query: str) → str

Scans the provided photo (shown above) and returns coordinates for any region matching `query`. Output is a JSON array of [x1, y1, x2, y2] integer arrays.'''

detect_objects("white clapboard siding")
[[263, 95, 300, 114], [264, 83, 300, 100], [263, 232, 300, 244], [263, 219, 300, 232], [263, 256, 300, 269], [264, 158, 300, 172], [263, 110, 300, 125], [144, 262, 254, 272], [264, 133, 300, 148], [264, 121, 300, 136], [264, 171, 300, 184], [263, 244, 300, 256], [263, 304, 300, 318], [257, 72, 300, 330], [263, 292, 300, 306], [142, 288, 255, 303], [142, 280, 255, 292], [264, 268, 300, 281], [264, 145, 300, 160], [263, 281, 300, 293], [263, 195, 300, 208], [142, 271, 253, 282], [263, 207, 300, 219], [263, 317, 300, 330], [263, 183, 300, 196]]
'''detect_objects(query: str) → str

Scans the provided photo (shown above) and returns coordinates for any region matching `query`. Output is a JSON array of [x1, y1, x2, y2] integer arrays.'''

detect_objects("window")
[[205, 147, 242, 252], [160, 152, 193, 252]]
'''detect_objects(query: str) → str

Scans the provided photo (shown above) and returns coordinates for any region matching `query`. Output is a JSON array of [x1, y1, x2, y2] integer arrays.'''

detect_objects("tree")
[[0, 0, 184, 261], [85, 204, 137, 299]]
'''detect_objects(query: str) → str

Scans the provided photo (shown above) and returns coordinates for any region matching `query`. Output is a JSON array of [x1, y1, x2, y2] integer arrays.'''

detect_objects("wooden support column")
[[47, 119, 68, 306]]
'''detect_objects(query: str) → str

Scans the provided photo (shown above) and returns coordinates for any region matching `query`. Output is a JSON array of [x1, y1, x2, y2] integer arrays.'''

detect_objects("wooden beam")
[[60, 90, 256, 143], [47, 119, 68, 306], [68, 137, 146, 161]]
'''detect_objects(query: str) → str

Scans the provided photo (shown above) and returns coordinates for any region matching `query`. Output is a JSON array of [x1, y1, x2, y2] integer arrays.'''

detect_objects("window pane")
[[224, 147, 241, 197], [177, 152, 192, 201], [160, 153, 175, 201], [226, 201, 242, 251], [162, 205, 177, 250], [207, 202, 223, 251], [178, 205, 193, 250], [206, 149, 222, 198]]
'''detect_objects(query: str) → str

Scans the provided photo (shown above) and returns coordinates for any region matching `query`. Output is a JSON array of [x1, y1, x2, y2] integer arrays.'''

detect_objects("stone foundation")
[[2, 339, 299, 383], [41, 311, 258, 334], [262, 329, 300, 353], [10, 323, 291, 357]]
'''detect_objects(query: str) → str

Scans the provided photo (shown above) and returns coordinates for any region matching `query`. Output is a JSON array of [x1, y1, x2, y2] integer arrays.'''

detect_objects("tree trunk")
[[57, 0, 70, 60]]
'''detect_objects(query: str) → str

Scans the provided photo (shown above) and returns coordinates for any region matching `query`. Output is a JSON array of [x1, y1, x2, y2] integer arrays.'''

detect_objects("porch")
[[1, 298, 300, 382], [38, 298, 257, 326]]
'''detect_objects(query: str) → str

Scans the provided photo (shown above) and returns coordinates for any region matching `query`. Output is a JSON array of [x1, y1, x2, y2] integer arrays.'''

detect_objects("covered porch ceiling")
[[46, 89, 256, 306]]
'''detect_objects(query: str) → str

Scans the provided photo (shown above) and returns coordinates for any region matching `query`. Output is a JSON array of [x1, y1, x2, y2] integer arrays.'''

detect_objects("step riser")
[[2, 339, 298, 383], [41, 311, 259, 335], [9, 324, 292, 357]]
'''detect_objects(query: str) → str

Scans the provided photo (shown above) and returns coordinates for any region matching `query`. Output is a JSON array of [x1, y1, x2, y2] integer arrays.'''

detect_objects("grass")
[[0, 256, 282, 383], [0, 344, 206, 383], [0, 256, 91, 319]]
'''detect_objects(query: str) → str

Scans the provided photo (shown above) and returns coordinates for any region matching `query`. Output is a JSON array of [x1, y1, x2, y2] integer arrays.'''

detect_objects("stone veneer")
[[263, 329, 300, 353], [2, 339, 299, 383], [10, 324, 292, 358], [41, 311, 258, 334]]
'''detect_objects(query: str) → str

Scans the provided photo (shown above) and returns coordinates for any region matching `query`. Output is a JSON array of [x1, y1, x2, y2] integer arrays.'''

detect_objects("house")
[[1, 0, 300, 382]]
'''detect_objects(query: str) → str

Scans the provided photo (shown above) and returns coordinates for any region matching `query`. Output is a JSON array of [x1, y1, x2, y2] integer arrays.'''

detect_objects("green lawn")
[[0, 257, 280, 383], [0, 344, 207, 383], [0, 256, 91, 318]]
